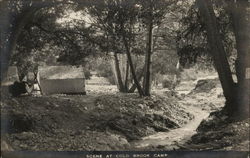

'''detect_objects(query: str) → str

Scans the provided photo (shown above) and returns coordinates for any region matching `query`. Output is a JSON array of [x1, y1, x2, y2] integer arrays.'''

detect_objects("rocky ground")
[[180, 111, 250, 151], [1, 90, 192, 151], [177, 78, 249, 151]]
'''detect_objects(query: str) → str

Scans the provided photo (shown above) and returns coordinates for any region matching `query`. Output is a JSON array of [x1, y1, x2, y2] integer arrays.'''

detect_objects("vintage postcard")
[[1, 0, 249, 158]]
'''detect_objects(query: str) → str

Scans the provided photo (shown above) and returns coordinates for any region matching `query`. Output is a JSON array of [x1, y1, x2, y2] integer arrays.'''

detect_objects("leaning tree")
[[178, 0, 249, 120]]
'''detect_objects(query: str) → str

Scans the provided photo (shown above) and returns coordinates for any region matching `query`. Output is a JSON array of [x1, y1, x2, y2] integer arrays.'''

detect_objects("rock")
[[192, 79, 218, 93], [245, 123, 249, 127], [232, 125, 238, 128], [119, 137, 128, 145], [138, 104, 144, 109], [54, 104, 59, 108], [110, 134, 119, 142]]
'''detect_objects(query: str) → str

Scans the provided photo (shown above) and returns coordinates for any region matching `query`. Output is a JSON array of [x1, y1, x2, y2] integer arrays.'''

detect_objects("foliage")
[[152, 50, 179, 75], [162, 79, 173, 89], [95, 58, 116, 85], [177, 1, 235, 70], [7, 3, 104, 75], [2, 0, 214, 95]]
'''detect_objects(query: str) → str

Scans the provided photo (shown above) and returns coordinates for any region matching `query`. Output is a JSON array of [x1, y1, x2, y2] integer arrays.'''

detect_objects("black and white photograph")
[[0, 0, 249, 157]]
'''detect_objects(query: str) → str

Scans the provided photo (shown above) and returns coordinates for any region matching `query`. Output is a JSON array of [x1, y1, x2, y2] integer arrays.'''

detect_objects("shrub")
[[162, 79, 173, 89], [95, 60, 117, 85], [107, 76, 116, 85]]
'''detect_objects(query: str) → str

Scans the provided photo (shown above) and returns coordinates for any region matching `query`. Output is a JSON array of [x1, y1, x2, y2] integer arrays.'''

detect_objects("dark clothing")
[[9, 81, 27, 97]]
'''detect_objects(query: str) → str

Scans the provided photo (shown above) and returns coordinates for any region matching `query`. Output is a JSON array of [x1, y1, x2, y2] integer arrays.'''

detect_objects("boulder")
[[191, 78, 219, 93]]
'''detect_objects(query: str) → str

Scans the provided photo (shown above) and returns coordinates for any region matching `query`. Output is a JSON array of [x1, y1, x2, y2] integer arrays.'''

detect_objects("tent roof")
[[38, 66, 85, 79]]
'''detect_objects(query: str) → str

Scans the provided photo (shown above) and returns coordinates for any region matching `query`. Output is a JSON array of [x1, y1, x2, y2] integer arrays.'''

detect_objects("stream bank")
[[131, 106, 209, 150], [1, 92, 192, 151], [130, 77, 225, 150]]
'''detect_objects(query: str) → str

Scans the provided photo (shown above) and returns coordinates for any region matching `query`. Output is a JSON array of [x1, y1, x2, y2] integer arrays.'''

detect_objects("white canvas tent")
[[37, 66, 86, 95], [1, 66, 19, 86]]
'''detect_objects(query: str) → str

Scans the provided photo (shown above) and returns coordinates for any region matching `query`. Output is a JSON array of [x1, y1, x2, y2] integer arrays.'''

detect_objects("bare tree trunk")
[[128, 64, 145, 93], [143, 3, 153, 96], [172, 60, 180, 89], [1, 7, 37, 81], [122, 35, 145, 96], [229, 0, 250, 119], [124, 59, 130, 91], [196, 0, 236, 114], [113, 53, 126, 92]]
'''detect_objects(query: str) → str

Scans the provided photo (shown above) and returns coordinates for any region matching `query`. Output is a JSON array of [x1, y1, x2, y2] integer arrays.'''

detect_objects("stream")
[[131, 77, 220, 150], [132, 105, 209, 149]]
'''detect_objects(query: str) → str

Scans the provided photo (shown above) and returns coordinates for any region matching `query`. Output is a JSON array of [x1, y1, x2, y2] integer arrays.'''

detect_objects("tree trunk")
[[128, 64, 145, 93], [172, 60, 180, 89], [122, 35, 145, 96], [143, 4, 153, 96], [196, 0, 236, 114], [229, 0, 250, 119], [124, 59, 130, 91], [1, 7, 37, 81], [0, 0, 59, 81], [113, 53, 126, 92]]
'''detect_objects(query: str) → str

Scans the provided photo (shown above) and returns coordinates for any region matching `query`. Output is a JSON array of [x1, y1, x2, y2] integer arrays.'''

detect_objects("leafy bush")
[[107, 76, 116, 85], [180, 68, 198, 81], [95, 59, 116, 85], [161, 76, 180, 90], [162, 79, 173, 89]]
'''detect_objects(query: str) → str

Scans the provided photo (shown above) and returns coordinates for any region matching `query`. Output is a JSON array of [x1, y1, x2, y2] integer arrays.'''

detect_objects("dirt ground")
[[1, 90, 192, 151], [180, 111, 250, 151], [1, 74, 249, 151]]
